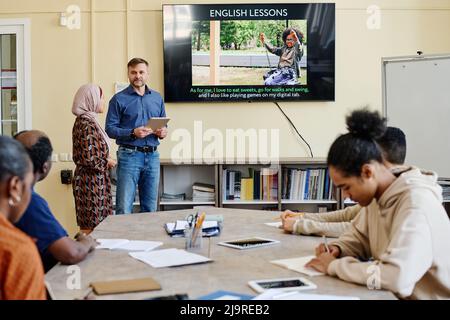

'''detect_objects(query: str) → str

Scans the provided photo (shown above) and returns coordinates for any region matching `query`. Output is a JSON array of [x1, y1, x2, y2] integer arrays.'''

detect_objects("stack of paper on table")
[[129, 248, 211, 268], [192, 183, 215, 202], [271, 255, 325, 277], [253, 289, 359, 300], [96, 239, 163, 252]]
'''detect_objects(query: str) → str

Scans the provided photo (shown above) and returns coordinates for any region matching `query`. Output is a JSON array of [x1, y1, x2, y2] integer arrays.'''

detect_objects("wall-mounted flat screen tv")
[[163, 3, 335, 102]]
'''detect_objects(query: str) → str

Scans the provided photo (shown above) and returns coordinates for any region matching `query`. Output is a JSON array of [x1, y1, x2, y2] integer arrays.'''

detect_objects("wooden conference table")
[[45, 207, 396, 300]]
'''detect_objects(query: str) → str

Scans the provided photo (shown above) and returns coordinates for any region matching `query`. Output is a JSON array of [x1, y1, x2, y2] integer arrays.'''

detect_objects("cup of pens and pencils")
[[184, 212, 205, 252]]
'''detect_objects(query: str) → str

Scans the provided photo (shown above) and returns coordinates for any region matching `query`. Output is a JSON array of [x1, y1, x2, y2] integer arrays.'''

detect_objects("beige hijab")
[[71, 84, 111, 151]]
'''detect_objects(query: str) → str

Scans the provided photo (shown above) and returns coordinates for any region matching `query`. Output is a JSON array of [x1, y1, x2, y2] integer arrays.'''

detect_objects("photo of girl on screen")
[[191, 20, 307, 86], [260, 27, 304, 85]]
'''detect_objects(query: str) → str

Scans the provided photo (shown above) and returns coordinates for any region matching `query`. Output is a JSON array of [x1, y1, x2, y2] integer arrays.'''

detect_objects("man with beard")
[[106, 58, 168, 214]]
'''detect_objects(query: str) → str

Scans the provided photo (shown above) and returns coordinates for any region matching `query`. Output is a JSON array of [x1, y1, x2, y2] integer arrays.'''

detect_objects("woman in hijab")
[[72, 84, 115, 233]]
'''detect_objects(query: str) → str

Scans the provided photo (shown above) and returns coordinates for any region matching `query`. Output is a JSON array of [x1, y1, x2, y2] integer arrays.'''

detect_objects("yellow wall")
[[1, 0, 450, 236]]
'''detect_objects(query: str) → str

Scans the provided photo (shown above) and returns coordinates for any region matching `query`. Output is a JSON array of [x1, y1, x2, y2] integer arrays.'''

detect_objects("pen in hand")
[[322, 235, 330, 253], [274, 212, 305, 221]]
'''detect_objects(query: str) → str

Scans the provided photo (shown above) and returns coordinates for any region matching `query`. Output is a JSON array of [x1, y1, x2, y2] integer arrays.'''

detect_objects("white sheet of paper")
[[253, 289, 359, 300], [264, 222, 282, 228], [271, 255, 325, 277], [129, 248, 211, 268], [96, 239, 129, 250], [111, 240, 163, 252], [96, 239, 162, 252]]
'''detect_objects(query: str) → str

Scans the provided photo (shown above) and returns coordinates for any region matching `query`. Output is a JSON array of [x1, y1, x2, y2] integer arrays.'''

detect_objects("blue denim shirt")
[[105, 85, 166, 147]]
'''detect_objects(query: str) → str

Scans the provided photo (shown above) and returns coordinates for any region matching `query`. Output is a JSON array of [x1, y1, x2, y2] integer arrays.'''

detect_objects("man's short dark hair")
[[127, 57, 149, 68], [14, 131, 53, 174], [377, 126, 407, 165]]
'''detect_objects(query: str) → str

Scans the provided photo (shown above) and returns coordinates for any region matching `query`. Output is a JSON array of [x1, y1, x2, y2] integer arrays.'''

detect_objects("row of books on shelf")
[[223, 168, 278, 201], [115, 169, 334, 204], [281, 167, 334, 201]]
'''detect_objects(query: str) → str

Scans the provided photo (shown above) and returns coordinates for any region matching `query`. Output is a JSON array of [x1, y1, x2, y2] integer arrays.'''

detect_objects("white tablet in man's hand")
[[146, 117, 170, 131]]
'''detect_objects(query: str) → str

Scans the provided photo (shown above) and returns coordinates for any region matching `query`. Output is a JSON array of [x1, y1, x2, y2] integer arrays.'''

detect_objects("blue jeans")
[[115, 147, 160, 214]]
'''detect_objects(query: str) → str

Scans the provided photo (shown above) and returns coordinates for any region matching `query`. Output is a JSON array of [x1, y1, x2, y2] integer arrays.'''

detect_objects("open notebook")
[[96, 239, 163, 252]]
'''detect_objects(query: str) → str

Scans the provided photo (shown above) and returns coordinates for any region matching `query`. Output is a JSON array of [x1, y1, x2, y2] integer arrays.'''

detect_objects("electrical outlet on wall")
[[59, 153, 73, 162]]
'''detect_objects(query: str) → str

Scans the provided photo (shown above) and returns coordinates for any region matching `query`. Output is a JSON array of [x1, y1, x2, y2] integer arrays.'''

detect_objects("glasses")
[[286, 38, 294, 42]]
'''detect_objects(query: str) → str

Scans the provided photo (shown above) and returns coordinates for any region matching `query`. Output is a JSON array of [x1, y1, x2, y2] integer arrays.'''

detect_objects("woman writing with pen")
[[279, 126, 408, 238], [305, 109, 450, 300]]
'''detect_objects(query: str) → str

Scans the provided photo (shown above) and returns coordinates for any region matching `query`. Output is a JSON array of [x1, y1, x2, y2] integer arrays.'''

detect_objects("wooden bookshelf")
[[113, 158, 450, 218], [218, 158, 341, 212], [158, 159, 218, 210], [156, 158, 340, 212]]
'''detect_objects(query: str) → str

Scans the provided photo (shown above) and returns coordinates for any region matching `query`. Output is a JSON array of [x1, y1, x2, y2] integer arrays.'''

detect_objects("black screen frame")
[[163, 3, 335, 102]]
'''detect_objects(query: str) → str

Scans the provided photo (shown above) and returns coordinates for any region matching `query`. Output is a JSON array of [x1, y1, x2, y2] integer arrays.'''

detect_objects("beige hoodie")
[[294, 205, 361, 238], [328, 167, 450, 299]]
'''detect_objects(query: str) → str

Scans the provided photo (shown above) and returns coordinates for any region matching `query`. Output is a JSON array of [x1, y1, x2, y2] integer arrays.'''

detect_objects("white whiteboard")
[[382, 54, 450, 178]]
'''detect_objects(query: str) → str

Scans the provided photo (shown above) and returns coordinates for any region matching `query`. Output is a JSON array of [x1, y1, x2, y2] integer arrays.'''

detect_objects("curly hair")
[[282, 27, 304, 44]]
